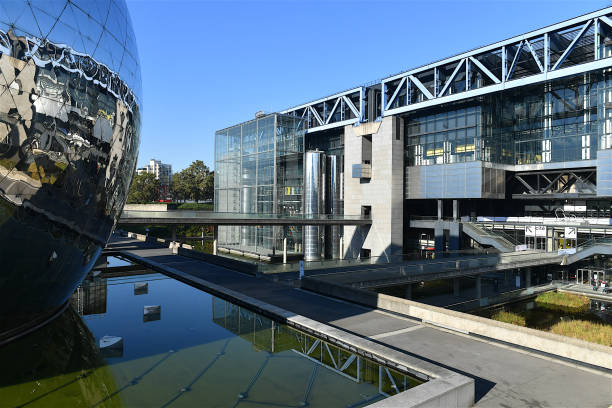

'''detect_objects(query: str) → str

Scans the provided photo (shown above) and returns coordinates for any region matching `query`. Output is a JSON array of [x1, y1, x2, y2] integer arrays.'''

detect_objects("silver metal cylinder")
[[304, 150, 326, 261], [326, 155, 341, 259]]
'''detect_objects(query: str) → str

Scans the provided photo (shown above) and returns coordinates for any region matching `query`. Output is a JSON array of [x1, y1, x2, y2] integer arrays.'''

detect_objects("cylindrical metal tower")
[[303, 150, 326, 261], [326, 155, 341, 259]]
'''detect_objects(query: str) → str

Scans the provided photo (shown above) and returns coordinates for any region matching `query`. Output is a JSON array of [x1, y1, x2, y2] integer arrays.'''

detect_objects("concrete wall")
[[123, 203, 177, 211], [302, 278, 612, 370], [343, 116, 404, 259]]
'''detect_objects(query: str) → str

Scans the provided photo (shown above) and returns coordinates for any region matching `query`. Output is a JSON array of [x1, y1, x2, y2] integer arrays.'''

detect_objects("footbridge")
[[307, 250, 563, 290], [119, 210, 371, 226]]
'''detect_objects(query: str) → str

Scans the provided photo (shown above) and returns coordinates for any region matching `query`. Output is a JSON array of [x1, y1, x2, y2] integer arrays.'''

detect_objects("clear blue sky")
[[126, 0, 612, 172]]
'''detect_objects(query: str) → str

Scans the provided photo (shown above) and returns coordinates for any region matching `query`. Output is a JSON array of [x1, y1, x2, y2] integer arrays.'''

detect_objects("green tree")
[[127, 172, 161, 203], [174, 160, 214, 203], [170, 171, 188, 202]]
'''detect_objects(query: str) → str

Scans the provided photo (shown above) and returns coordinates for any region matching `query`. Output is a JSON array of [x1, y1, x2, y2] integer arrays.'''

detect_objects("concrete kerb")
[[126, 231, 193, 250], [302, 277, 612, 371], [118, 250, 475, 408]]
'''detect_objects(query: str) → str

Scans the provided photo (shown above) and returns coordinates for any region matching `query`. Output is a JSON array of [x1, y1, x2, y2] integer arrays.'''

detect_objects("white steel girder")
[[281, 7, 612, 133]]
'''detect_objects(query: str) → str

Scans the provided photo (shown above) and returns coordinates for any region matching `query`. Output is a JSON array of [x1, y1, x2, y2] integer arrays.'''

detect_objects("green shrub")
[[549, 320, 612, 346], [491, 310, 526, 326], [535, 291, 589, 313]]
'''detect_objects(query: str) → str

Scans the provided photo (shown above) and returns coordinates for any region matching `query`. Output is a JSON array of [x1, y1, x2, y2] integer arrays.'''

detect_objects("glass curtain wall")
[[214, 114, 304, 254], [405, 68, 612, 167]]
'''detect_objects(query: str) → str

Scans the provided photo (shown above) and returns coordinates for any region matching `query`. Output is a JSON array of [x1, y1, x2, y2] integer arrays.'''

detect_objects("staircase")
[[462, 223, 518, 253], [566, 237, 612, 264]]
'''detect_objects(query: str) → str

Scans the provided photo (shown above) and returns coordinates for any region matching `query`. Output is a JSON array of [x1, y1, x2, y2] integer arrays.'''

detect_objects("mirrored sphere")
[[0, 0, 141, 341]]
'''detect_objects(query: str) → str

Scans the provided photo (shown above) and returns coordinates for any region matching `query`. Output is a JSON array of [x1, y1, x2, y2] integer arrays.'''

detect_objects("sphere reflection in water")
[[0, 306, 120, 406], [0, 0, 141, 339]]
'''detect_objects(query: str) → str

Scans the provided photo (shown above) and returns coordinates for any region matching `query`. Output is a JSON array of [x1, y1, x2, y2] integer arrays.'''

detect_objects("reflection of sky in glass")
[[0, 0, 142, 101]]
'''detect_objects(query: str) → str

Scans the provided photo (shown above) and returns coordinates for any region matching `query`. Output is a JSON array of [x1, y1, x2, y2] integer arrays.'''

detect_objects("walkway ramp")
[[461, 223, 517, 252], [566, 238, 612, 264]]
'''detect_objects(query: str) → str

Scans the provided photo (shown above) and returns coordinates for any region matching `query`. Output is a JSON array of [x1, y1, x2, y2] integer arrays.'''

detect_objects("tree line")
[[127, 160, 214, 204]]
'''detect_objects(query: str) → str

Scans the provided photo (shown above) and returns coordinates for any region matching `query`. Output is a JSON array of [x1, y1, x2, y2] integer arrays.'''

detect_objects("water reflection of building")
[[210, 297, 423, 396], [71, 278, 107, 316]]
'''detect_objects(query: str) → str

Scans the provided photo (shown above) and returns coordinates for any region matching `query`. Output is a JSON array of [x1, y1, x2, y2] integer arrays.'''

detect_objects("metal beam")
[[409, 75, 434, 100], [325, 97, 341, 124], [552, 19, 592, 70], [309, 106, 323, 126], [385, 76, 406, 111], [468, 56, 501, 84], [439, 59, 465, 97], [525, 39, 544, 72], [507, 41, 524, 80], [343, 95, 360, 118]]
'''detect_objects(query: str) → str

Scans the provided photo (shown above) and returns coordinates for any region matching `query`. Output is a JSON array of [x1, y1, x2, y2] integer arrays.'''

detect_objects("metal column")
[[326, 155, 341, 259], [304, 150, 326, 261]]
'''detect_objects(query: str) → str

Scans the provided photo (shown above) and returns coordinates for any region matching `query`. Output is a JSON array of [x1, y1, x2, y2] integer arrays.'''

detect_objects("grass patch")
[[549, 320, 612, 346], [491, 310, 526, 327], [535, 291, 589, 313], [175, 202, 213, 211]]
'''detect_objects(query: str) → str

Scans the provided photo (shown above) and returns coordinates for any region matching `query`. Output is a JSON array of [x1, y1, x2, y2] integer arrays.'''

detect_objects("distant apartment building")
[[137, 159, 173, 199]]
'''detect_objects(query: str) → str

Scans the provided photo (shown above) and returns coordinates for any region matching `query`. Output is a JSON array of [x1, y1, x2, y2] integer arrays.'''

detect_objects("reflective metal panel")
[[326, 155, 341, 259], [304, 151, 325, 261], [0, 0, 141, 340]]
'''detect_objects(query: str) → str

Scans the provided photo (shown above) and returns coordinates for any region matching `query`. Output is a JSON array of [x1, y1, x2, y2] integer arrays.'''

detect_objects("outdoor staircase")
[[461, 223, 517, 253]]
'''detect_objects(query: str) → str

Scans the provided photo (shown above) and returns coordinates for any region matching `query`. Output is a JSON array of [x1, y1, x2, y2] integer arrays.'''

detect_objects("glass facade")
[[405, 69, 612, 167], [215, 114, 304, 254]]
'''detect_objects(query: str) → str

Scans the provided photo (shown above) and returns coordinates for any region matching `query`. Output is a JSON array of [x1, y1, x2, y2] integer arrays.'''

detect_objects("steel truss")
[[512, 168, 597, 198], [281, 87, 364, 132], [282, 8, 612, 133]]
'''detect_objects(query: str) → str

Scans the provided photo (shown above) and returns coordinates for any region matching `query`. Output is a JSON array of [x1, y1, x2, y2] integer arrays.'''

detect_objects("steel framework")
[[282, 7, 612, 133], [512, 168, 597, 198]]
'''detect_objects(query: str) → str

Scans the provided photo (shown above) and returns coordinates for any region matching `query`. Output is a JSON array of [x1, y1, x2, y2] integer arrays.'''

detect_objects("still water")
[[0, 268, 423, 407]]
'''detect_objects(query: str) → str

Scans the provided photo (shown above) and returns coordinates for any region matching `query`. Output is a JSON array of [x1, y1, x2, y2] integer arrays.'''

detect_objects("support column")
[[405, 283, 412, 300], [339, 235, 344, 260], [526, 268, 532, 288], [434, 224, 444, 252], [453, 278, 460, 296], [283, 238, 287, 264], [437, 200, 443, 220], [476, 275, 482, 299], [453, 200, 459, 220], [171, 225, 177, 243], [213, 225, 218, 256], [449, 222, 461, 251]]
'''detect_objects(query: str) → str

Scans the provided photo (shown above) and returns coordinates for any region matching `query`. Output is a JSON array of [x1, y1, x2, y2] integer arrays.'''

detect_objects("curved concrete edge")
[[302, 278, 612, 371], [119, 250, 474, 408]]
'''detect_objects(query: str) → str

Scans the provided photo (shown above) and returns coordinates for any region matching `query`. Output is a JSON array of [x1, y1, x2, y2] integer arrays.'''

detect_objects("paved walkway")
[[107, 237, 612, 407]]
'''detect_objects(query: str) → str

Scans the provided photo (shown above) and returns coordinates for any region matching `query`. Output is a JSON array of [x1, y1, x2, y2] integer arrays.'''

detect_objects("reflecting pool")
[[0, 272, 423, 407]]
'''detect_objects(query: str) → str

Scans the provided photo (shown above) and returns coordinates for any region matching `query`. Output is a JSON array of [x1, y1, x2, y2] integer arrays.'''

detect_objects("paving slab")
[[107, 237, 612, 407]]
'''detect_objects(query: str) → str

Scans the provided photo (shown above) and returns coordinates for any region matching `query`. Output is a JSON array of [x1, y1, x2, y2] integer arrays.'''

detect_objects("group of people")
[[592, 278, 610, 293]]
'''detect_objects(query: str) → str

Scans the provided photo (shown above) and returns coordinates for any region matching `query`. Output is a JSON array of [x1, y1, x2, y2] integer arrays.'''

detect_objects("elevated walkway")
[[309, 251, 563, 289], [119, 210, 371, 226], [566, 237, 612, 264]]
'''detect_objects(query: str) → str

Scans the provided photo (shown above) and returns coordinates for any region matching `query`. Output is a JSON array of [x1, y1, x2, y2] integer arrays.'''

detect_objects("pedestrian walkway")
[[106, 236, 612, 407]]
